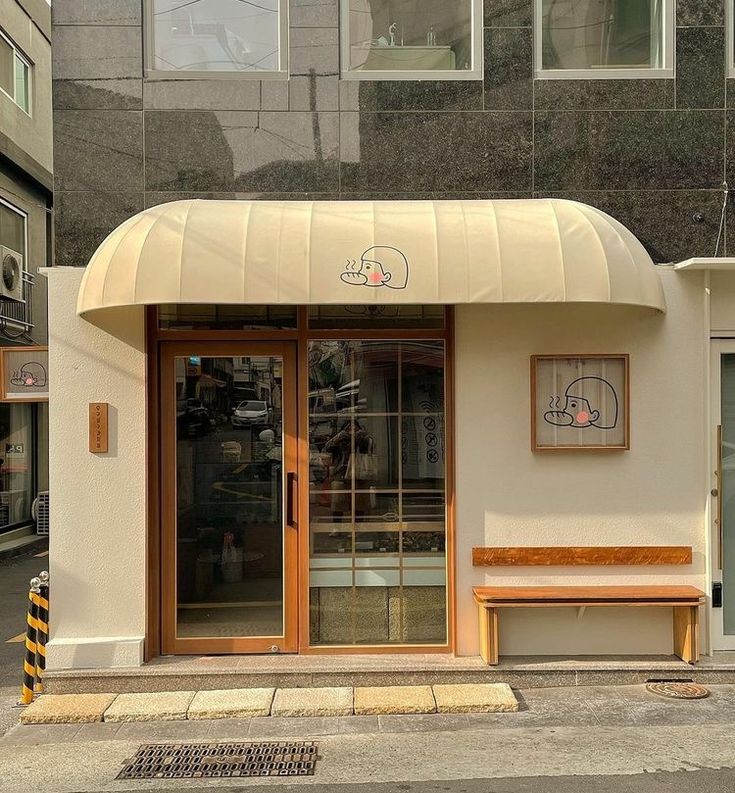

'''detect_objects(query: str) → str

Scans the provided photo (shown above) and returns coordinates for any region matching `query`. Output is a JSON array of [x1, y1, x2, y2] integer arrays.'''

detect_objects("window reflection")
[[346, 0, 475, 73], [308, 340, 447, 646], [542, 0, 664, 71], [0, 403, 34, 529], [175, 355, 286, 639], [152, 0, 282, 73]]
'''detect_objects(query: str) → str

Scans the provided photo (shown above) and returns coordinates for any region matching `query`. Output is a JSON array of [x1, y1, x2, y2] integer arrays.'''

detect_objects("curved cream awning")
[[77, 198, 666, 316]]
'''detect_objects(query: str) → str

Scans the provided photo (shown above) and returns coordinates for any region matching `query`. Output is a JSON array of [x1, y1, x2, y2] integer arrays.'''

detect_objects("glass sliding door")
[[307, 340, 448, 646], [161, 341, 298, 654], [714, 344, 735, 649]]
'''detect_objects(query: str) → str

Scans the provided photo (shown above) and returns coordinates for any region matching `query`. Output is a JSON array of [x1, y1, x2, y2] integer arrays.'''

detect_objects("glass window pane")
[[159, 304, 297, 330], [0, 35, 13, 97], [152, 0, 281, 73], [174, 355, 286, 639], [14, 55, 29, 112], [542, 0, 663, 71], [346, 0, 474, 73], [722, 353, 735, 635], [0, 403, 33, 529], [308, 339, 447, 646], [0, 202, 26, 256]]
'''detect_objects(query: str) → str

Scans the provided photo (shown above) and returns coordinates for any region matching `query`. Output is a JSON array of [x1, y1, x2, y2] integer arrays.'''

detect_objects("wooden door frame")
[[296, 308, 455, 654], [157, 338, 299, 655], [145, 307, 456, 659]]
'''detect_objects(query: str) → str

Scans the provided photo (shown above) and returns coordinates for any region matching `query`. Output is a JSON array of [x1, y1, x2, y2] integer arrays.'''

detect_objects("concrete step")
[[0, 526, 45, 560], [42, 653, 735, 694]]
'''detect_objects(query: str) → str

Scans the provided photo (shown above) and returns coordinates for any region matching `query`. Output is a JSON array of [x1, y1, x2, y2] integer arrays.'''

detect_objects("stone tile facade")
[[52, 0, 733, 266]]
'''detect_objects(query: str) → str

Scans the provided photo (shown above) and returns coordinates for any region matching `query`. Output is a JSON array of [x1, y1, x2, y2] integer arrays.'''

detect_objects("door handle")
[[286, 472, 297, 528]]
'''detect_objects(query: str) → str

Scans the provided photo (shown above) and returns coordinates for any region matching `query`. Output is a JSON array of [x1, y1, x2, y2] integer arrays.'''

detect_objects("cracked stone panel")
[[188, 688, 275, 719], [433, 683, 519, 713], [354, 686, 436, 715], [20, 694, 118, 724], [103, 691, 195, 722], [271, 687, 353, 717]]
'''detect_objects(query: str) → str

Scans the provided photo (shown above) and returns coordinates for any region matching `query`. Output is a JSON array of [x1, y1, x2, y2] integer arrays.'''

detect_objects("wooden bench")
[[473, 585, 706, 666]]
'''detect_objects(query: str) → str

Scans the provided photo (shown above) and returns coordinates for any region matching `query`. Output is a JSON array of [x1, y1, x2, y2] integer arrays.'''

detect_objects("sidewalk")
[[2, 684, 735, 792]]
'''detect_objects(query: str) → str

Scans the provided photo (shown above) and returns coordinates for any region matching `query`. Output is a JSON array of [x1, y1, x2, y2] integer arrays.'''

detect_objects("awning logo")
[[341, 246, 409, 290]]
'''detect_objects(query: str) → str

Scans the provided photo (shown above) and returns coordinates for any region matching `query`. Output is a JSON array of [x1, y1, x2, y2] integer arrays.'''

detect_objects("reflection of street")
[[175, 355, 285, 641]]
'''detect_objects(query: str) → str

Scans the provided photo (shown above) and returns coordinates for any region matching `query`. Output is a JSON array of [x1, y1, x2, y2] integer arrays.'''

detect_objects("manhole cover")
[[117, 741, 319, 779], [645, 682, 710, 700]]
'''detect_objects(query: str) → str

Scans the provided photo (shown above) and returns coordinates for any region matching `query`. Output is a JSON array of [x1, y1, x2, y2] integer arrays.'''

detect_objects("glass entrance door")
[[160, 342, 298, 654], [712, 341, 735, 650]]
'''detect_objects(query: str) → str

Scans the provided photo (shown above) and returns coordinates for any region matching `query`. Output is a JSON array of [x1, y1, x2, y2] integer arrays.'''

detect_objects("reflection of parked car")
[[231, 400, 272, 427], [177, 399, 216, 437]]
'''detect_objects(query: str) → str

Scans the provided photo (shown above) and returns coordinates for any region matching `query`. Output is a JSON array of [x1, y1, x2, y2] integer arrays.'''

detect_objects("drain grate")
[[117, 741, 319, 779], [645, 682, 710, 700]]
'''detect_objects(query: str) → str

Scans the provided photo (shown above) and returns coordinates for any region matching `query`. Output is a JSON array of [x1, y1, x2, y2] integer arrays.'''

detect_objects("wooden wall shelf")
[[472, 546, 692, 567]]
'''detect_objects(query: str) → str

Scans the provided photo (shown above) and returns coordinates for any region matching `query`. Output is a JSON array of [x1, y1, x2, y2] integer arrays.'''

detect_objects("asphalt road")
[[113, 772, 735, 793]]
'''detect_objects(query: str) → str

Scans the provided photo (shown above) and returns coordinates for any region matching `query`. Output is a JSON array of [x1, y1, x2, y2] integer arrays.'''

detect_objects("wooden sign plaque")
[[89, 403, 109, 453]]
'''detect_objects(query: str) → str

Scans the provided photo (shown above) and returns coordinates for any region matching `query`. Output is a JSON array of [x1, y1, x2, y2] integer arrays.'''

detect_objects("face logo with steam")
[[544, 377, 618, 430], [341, 246, 409, 290], [10, 362, 47, 389]]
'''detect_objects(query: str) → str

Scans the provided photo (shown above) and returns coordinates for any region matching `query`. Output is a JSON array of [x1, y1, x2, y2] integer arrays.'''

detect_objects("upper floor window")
[[535, 0, 674, 79], [146, 0, 288, 78], [340, 0, 483, 80], [0, 29, 31, 114], [0, 199, 26, 263]]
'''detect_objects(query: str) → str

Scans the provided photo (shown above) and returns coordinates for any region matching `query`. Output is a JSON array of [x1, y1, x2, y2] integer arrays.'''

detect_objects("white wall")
[[455, 269, 708, 656], [45, 268, 147, 669], [710, 271, 735, 333], [44, 264, 709, 665]]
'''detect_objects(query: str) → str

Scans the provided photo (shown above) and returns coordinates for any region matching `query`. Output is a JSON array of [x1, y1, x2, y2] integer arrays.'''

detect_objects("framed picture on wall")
[[531, 354, 629, 451], [0, 346, 49, 402]]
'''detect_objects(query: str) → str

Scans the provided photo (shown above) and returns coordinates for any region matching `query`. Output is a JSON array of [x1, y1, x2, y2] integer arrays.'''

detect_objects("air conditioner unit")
[[0, 246, 24, 302], [32, 491, 49, 535]]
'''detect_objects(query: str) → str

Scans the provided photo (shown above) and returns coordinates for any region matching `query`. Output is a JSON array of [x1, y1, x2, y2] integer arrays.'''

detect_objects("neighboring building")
[[0, 0, 51, 541], [44, 0, 735, 676]]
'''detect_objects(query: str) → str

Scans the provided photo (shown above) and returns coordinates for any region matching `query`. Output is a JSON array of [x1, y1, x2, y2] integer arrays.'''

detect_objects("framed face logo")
[[531, 355, 629, 451], [0, 346, 49, 402]]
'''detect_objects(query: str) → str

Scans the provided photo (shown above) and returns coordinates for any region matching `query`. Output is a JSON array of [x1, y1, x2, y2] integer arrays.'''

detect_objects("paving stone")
[[337, 715, 380, 734], [432, 683, 519, 714], [378, 713, 471, 733], [73, 722, 122, 741], [248, 716, 341, 737], [188, 688, 274, 719], [103, 691, 195, 722], [0, 723, 82, 745], [354, 685, 436, 715], [271, 687, 353, 717], [115, 720, 213, 741], [20, 694, 118, 725]]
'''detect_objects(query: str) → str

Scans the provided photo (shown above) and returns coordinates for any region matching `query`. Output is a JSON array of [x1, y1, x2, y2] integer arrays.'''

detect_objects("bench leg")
[[477, 604, 499, 666], [673, 605, 700, 664]]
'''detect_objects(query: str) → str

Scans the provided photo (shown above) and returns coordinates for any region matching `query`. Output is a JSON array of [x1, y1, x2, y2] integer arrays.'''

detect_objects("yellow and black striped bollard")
[[35, 571, 49, 694], [20, 577, 41, 705]]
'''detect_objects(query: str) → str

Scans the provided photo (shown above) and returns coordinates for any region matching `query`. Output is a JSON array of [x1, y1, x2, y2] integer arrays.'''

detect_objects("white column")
[[44, 268, 147, 669]]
